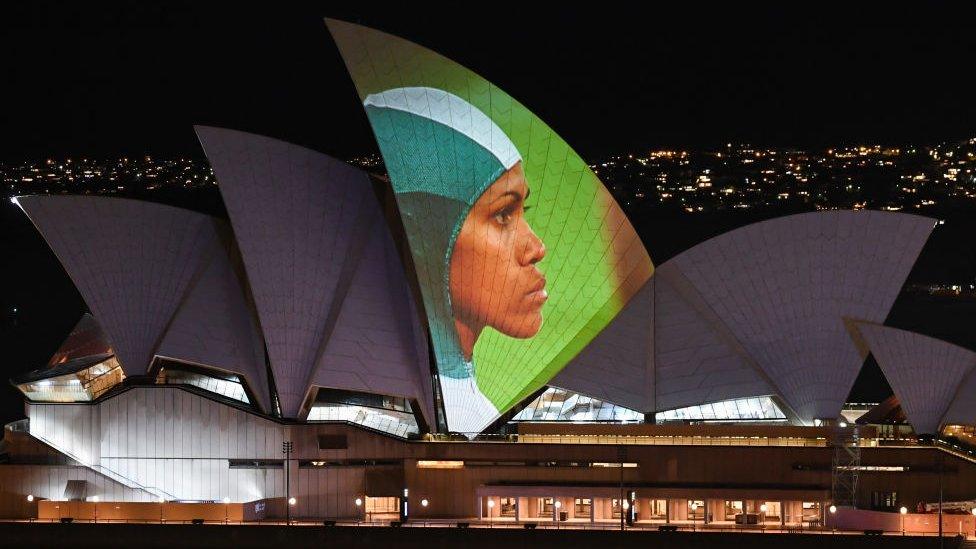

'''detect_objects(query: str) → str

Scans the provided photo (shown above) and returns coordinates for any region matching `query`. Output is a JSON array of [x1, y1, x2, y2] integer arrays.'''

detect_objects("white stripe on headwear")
[[364, 86, 521, 170]]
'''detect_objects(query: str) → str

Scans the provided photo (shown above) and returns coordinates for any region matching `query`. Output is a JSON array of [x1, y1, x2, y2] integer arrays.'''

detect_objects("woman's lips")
[[526, 277, 548, 304]]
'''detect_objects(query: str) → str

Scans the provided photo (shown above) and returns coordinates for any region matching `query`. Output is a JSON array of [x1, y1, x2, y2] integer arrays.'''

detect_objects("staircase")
[[28, 430, 177, 502]]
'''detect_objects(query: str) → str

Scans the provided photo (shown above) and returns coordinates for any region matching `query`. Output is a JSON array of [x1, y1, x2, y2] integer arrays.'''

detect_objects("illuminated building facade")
[[2, 20, 975, 531]]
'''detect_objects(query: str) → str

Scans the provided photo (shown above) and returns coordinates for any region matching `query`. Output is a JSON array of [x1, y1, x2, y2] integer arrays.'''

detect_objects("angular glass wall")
[[654, 396, 787, 423], [14, 353, 124, 402], [511, 386, 643, 422], [306, 388, 419, 438], [155, 363, 250, 405]]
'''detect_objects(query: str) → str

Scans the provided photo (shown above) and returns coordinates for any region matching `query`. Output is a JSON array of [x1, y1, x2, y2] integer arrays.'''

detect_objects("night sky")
[[2, 3, 975, 424], [2, 3, 975, 163]]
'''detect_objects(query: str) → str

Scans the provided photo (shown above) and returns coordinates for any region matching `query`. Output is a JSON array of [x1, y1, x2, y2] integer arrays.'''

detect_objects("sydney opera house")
[[2, 19, 976, 532]]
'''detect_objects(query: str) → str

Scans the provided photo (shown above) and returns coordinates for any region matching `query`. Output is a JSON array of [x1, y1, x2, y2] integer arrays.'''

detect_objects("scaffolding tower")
[[831, 425, 861, 508]]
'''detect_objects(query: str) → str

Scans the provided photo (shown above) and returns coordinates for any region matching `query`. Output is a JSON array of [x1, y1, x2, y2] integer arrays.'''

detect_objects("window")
[[656, 396, 787, 423], [156, 363, 250, 405], [612, 499, 623, 519], [512, 387, 643, 422], [725, 500, 743, 521], [307, 389, 419, 438], [500, 497, 516, 517], [540, 497, 554, 515], [15, 354, 125, 403], [872, 491, 898, 511], [649, 499, 667, 518], [575, 498, 591, 516]]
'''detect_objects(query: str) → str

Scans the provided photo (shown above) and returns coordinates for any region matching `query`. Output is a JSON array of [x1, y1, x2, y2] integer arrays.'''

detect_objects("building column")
[[590, 496, 595, 523], [515, 497, 520, 522], [780, 501, 786, 529]]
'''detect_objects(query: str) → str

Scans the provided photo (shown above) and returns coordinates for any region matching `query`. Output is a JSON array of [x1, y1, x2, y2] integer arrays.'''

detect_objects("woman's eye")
[[493, 210, 513, 225], [493, 206, 517, 226]]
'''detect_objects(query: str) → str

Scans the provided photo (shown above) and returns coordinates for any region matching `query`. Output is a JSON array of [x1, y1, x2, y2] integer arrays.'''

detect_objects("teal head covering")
[[364, 87, 522, 380]]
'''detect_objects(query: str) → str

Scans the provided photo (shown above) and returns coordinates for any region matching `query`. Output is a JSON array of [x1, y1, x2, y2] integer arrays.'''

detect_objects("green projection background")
[[328, 19, 653, 433]]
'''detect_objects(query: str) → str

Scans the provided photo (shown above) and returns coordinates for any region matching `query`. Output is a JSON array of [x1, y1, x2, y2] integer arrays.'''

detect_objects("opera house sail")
[[327, 19, 654, 433]]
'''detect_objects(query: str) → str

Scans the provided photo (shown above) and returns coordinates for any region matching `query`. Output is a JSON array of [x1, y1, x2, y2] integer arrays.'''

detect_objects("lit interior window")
[[654, 396, 786, 423], [306, 389, 419, 438], [15, 354, 125, 403], [512, 386, 643, 422]]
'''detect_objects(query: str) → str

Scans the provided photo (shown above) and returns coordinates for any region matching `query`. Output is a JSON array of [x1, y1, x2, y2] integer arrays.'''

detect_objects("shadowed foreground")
[[0, 523, 964, 549]]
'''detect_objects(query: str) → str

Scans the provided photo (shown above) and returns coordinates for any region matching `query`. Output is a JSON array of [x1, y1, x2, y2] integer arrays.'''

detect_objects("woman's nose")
[[519, 220, 546, 266]]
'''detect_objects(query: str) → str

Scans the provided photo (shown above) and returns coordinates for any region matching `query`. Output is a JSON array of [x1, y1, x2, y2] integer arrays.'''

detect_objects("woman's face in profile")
[[449, 163, 547, 355]]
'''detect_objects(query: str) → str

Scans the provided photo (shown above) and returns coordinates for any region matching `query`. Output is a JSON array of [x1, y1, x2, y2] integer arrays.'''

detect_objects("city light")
[[354, 498, 362, 507], [288, 497, 296, 506], [26, 495, 33, 502]]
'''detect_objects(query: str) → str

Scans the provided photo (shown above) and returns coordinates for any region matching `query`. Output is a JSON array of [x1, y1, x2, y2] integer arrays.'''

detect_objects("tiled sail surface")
[[666, 211, 934, 422], [156, 224, 271, 412], [550, 279, 653, 412], [18, 196, 218, 376], [196, 126, 398, 417], [943, 370, 976, 428], [46, 313, 113, 366], [858, 324, 976, 434], [652, 264, 775, 413], [309, 194, 434, 424], [552, 266, 774, 416], [327, 19, 654, 433]]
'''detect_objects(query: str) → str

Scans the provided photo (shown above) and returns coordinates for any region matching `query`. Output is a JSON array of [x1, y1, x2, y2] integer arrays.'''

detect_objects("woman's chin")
[[497, 315, 543, 339]]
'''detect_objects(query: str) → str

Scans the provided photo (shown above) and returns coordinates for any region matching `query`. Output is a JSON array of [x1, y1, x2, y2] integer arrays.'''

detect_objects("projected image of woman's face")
[[449, 162, 547, 358]]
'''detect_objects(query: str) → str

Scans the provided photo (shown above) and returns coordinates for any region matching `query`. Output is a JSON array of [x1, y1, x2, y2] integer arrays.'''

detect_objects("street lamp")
[[92, 495, 99, 523], [288, 497, 296, 506], [900, 506, 908, 535], [355, 497, 363, 524], [26, 494, 34, 503], [691, 502, 698, 532], [282, 441, 293, 526], [222, 497, 230, 524], [421, 499, 429, 508], [487, 498, 495, 528], [159, 496, 165, 524], [554, 500, 561, 529], [760, 503, 768, 529]]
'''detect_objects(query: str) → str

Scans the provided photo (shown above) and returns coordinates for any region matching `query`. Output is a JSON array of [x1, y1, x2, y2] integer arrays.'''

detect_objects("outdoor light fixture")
[[622, 500, 630, 510], [288, 497, 296, 506], [760, 504, 768, 513], [222, 497, 230, 504], [421, 499, 429, 507], [829, 505, 837, 514], [900, 507, 908, 515], [26, 494, 33, 502], [355, 498, 363, 506], [91, 496, 99, 503]]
